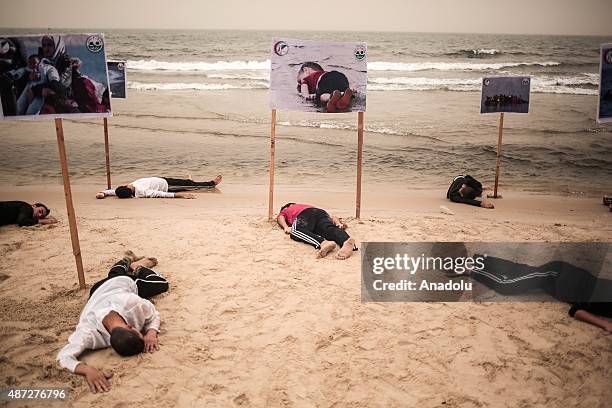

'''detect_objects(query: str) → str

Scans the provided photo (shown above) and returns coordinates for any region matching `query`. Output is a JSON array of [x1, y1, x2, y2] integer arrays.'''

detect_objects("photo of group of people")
[[269, 38, 367, 113], [107, 61, 127, 99], [480, 76, 531, 114], [598, 43, 612, 123], [0, 34, 111, 119]]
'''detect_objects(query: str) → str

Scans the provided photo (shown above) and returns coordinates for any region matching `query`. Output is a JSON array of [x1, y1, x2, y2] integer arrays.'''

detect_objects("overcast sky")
[[2, 0, 611, 36]]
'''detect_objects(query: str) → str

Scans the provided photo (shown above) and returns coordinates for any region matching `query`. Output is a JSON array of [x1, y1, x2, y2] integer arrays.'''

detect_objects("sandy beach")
[[0, 27, 611, 407], [1, 182, 611, 407]]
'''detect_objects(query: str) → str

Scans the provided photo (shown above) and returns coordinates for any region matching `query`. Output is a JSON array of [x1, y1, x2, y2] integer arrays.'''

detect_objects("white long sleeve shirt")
[[102, 177, 175, 198], [57, 276, 161, 373]]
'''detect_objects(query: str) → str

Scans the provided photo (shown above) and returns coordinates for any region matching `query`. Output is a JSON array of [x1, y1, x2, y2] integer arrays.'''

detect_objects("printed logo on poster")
[[521, 78, 530, 86], [483, 78, 491, 86], [86, 35, 104, 53], [274, 41, 289, 57], [117, 62, 124, 70], [605, 49, 612, 65], [355, 45, 366, 60]]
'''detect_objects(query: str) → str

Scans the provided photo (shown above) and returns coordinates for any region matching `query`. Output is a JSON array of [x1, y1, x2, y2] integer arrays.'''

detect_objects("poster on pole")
[[270, 38, 367, 113], [597, 44, 612, 124], [0, 33, 112, 120], [480, 76, 530, 114], [107, 60, 127, 99]]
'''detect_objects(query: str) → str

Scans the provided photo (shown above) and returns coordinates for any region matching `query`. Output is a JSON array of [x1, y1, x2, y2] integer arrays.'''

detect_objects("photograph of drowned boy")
[[269, 38, 367, 113], [0, 34, 111, 118], [297, 62, 354, 113]]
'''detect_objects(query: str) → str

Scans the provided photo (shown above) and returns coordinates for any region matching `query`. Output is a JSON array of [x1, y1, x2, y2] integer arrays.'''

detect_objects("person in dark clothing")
[[89, 251, 168, 299], [276, 203, 357, 260], [568, 303, 612, 334], [0, 201, 58, 226], [446, 175, 494, 208], [470, 255, 612, 334]]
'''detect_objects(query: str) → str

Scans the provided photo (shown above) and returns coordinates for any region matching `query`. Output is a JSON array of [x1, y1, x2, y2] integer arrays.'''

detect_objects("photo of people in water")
[[597, 44, 612, 123], [269, 38, 367, 113], [107, 61, 127, 99], [0, 34, 111, 119], [480, 76, 531, 114]]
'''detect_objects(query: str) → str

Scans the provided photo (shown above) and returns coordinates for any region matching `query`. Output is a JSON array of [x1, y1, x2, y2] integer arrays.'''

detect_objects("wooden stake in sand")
[[103, 118, 112, 189], [493, 112, 504, 199], [268, 109, 277, 221], [356, 112, 364, 219], [55, 119, 86, 289]]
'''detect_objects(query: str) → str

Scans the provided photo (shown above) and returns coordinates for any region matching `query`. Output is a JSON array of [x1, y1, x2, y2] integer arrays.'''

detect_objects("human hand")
[[144, 330, 159, 353], [175, 192, 195, 199], [95, 192, 105, 199], [81, 365, 113, 393], [284, 227, 291, 234], [38, 216, 58, 225], [480, 200, 494, 209]]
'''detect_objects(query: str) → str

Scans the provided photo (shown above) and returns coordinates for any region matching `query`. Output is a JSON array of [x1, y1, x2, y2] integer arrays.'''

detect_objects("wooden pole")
[[356, 112, 364, 219], [103, 117, 111, 189], [493, 112, 504, 198], [268, 109, 277, 221], [55, 119, 86, 289]]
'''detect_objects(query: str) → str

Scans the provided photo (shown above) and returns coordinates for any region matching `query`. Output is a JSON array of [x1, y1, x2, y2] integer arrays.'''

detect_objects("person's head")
[[110, 327, 144, 356], [459, 185, 478, 200], [41, 36, 56, 58], [32, 203, 50, 219], [280, 202, 295, 212], [27, 54, 39, 69], [115, 185, 135, 199], [297, 62, 323, 82]]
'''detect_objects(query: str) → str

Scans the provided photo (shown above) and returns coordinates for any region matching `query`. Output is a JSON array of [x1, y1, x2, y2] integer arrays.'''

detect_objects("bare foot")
[[336, 238, 356, 260], [316, 240, 336, 258], [336, 88, 353, 111], [124, 250, 144, 263], [130, 257, 158, 271], [326, 90, 341, 113], [213, 175, 223, 186]]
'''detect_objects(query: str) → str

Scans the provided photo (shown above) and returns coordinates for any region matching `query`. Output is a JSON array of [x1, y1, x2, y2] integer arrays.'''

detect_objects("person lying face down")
[[57, 251, 169, 393], [276, 202, 357, 260], [446, 175, 494, 209], [0, 200, 58, 226], [95, 175, 222, 199]]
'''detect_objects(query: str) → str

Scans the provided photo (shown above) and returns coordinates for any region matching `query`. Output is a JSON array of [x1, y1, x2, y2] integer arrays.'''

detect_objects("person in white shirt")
[[57, 251, 169, 393], [96, 175, 222, 199]]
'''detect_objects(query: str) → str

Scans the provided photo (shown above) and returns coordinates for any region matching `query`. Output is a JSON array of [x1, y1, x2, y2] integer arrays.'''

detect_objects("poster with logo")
[[0, 33, 111, 120], [270, 38, 367, 113], [597, 44, 612, 124], [107, 60, 127, 99], [480, 76, 531, 114]]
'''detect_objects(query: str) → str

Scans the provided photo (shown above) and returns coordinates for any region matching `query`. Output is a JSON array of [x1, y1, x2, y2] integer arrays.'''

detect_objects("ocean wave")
[[207, 73, 270, 80], [127, 59, 271, 71], [127, 73, 597, 95], [128, 81, 268, 90], [445, 49, 502, 58], [368, 75, 597, 94], [368, 61, 561, 71], [127, 59, 562, 72]]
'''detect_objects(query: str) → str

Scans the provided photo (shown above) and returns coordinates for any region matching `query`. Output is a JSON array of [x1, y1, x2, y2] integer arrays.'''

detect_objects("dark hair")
[[298, 62, 323, 75], [33, 203, 49, 217], [115, 186, 134, 199], [461, 186, 478, 200], [280, 202, 295, 212], [28, 54, 39, 61], [110, 327, 144, 356]]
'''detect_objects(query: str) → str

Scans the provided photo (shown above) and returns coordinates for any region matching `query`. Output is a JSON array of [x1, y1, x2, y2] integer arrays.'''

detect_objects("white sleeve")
[[57, 330, 93, 373], [101, 189, 116, 196], [142, 189, 175, 198], [142, 300, 161, 333]]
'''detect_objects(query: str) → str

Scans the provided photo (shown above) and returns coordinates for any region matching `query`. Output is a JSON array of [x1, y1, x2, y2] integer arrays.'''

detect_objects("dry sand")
[[0, 184, 611, 407]]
